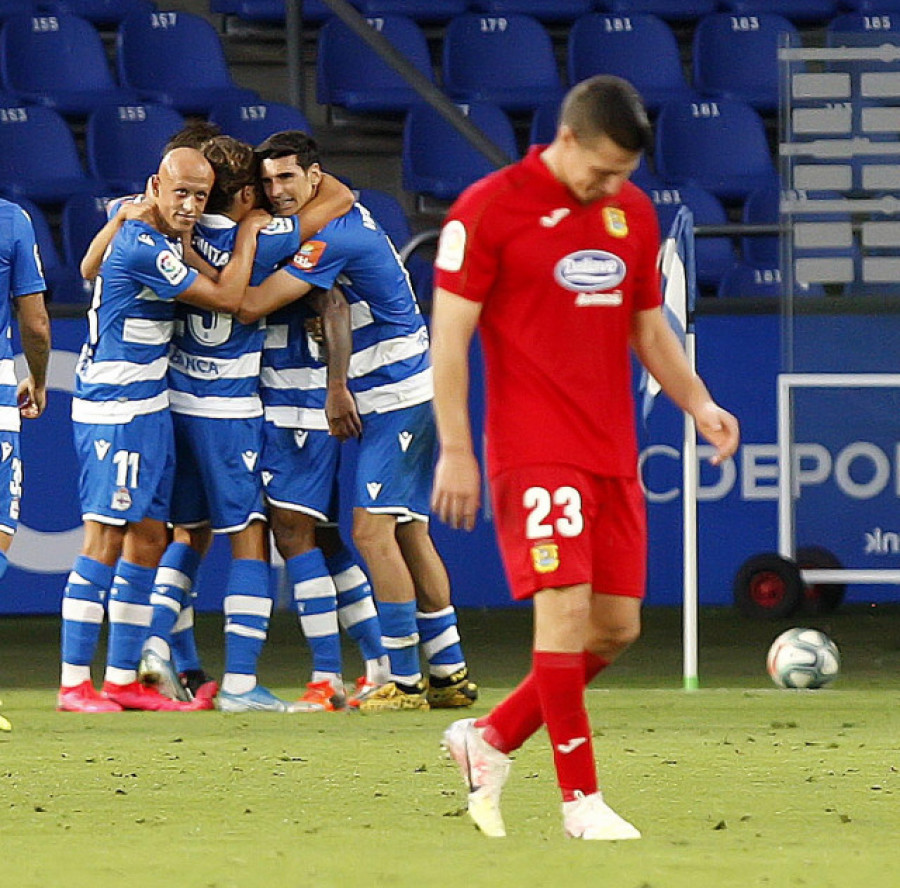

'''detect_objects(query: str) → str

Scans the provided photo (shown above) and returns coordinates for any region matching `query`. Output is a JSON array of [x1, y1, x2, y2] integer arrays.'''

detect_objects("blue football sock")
[[377, 599, 421, 686], [327, 547, 386, 663], [223, 558, 273, 681], [60, 555, 114, 684], [147, 541, 201, 664], [288, 548, 341, 676], [417, 605, 466, 679], [105, 559, 156, 683]]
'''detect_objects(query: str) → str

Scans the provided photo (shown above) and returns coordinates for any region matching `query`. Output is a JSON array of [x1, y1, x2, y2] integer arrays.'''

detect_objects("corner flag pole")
[[682, 332, 699, 691], [640, 207, 699, 689]]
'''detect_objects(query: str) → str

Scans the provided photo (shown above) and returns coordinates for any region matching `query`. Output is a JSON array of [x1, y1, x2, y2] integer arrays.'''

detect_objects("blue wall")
[[5, 311, 899, 615]]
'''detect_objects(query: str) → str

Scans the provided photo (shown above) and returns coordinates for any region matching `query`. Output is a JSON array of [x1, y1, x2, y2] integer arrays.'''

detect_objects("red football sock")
[[533, 650, 597, 802], [477, 651, 609, 754]]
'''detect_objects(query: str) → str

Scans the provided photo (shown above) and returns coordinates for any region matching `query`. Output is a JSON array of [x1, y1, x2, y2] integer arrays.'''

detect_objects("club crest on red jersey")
[[531, 543, 560, 574], [602, 206, 628, 238], [292, 240, 326, 270]]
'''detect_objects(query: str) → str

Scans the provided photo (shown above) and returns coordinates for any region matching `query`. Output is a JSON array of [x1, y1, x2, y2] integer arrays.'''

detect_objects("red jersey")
[[434, 145, 662, 480]]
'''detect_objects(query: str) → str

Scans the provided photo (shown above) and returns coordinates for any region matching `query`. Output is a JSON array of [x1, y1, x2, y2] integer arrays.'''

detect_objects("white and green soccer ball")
[[766, 627, 840, 689]]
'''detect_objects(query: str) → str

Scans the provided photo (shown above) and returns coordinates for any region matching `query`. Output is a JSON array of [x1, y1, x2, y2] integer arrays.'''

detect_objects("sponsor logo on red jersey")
[[554, 250, 626, 295], [291, 240, 327, 270]]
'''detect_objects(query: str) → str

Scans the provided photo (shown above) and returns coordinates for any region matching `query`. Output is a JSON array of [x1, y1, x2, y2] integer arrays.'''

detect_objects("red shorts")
[[490, 464, 647, 601]]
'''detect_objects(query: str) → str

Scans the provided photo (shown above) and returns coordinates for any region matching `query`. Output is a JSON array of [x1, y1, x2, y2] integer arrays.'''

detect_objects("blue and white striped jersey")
[[0, 199, 45, 433], [167, 214, 301, 419], [263, 202, 431, 427], [73, 220, 198, 424]]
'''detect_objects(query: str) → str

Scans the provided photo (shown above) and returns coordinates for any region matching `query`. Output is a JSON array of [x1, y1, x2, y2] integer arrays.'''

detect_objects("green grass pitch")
[[1, 604, 899, 888]]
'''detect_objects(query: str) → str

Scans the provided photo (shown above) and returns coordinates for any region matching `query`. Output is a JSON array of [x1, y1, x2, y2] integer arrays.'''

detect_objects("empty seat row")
[[213, 1, 883, 27], [0, 10, 258, 119]]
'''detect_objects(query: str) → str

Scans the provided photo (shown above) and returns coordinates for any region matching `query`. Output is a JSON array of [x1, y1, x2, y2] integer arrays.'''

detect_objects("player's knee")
[[586, 619, 641, 659]]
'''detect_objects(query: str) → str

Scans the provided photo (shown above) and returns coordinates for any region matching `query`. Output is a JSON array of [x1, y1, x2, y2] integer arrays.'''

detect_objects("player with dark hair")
[[0, 198, 51, 730], [57, 147, 268, 713], [138, 134, 358, 712], [238, 130, 477, 712], [431, 76, 740, 838]]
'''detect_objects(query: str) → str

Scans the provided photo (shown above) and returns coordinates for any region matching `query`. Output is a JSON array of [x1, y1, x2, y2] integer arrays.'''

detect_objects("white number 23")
[[523, 486, 584, 539]]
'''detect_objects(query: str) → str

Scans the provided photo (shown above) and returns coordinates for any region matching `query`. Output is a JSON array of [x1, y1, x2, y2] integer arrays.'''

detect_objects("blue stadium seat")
[[529, 100, 559, 145], [13, 196, 88, 303], [316, 14, 435, 116], [353, 186, 433, 302], [567, 13, 691, 115], [209, 100, 313, 144], [601, 1, 717, 22], [209, 0, 332, 23], [46, 0, 155, 27], [441, 13, 563, 113], [692, 12, 799, 114], [355, 1, 468, 22], [741, 182, 780, 266], [61, 192, 111, 276], [116, 9, 260, 114], [717, 260, 826, 298], [0, 12, 139, 117], [840, 0, 900, 10], [828, 11, 900, 41], [717, 1, 838, 24], [0, 0, 36, 21], [86, 103, 185, 194], [467, 1, 592, 22], [654, 97, 777, 203], [402, 101, 519, 203], [0, 103, 106, 204], [648, 183, 736, 292]]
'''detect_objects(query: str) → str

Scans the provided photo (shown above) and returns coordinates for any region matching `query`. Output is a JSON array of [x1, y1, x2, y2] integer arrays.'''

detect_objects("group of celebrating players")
[[54, 121, 479, 716]]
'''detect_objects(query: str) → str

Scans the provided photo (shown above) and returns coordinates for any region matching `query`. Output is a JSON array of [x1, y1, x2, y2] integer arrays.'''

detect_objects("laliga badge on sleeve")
[[602, 207, 628, 238], [435, 219, 466, 273]]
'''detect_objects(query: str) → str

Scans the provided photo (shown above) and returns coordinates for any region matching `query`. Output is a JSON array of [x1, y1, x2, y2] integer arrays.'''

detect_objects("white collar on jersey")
[[198, 213, 236, 229]]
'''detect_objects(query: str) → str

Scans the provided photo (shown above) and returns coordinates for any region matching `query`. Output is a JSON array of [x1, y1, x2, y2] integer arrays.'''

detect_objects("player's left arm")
[[307, 284, 361, 441], [630, 306, 740, 465], [15, 292, 50, 419], [80, 198, 149, 281], [297, 174, 354, 241]]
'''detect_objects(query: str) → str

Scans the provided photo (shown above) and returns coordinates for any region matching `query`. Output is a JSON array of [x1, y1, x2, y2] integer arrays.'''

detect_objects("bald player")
[[57, 148, 270, 713]]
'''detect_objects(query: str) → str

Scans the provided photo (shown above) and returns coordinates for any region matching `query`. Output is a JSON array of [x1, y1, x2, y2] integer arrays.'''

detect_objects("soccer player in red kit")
[[431, 76, 740, 840]]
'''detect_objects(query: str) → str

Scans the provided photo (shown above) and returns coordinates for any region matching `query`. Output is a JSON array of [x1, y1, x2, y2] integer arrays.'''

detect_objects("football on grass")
[[766, 627, 840, 689]]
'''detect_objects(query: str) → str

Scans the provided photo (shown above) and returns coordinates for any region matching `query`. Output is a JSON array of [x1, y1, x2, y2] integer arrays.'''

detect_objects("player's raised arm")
[[177, 208, 270, 314], [235, 266, 312, 324], [80, 199, 151, 281], [430, 286, 483, 531], [297, 173, 354, 241]]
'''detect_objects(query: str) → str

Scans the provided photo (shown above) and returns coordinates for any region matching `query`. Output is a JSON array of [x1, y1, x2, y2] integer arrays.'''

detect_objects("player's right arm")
[[297, 173, 354, 241], [15, 292, 50, 419], [176, 208, 270, 314], [307, 284, 361, 441], [430, 286, 483, 531], [235, 266, 312, 325]]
